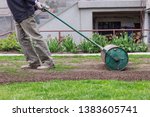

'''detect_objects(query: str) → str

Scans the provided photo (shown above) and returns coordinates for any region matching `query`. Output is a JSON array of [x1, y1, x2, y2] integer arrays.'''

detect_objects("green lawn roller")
[[44, 9, 128, 70]]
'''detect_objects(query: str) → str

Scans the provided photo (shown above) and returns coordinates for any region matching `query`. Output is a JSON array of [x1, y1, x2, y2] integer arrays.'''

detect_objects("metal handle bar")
[[44, 8, 103, 50]]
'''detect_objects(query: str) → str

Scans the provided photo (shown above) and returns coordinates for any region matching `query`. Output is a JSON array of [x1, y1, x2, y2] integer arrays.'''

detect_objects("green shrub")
[[90, 33, 109, 53], [92, 33, 109, 47], [0, 32, 148, 53], [79, 33, 148, 53], [0, 33, 21, 51], [48, 37, 62, 53], [79, 40, 93, 53], [111, 32, 148, 52], [61, 35, 78, 53], [79, 33, 109, 53]]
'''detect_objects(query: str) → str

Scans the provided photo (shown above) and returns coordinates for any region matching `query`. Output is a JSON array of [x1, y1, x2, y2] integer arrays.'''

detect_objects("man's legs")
[[15, 22, 41, 68], [20, 16, 54, 68]]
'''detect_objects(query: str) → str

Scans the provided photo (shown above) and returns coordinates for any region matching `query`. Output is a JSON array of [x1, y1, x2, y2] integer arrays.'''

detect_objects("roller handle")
[[44, 8, 103, 50], [43, 9, 121, 62]]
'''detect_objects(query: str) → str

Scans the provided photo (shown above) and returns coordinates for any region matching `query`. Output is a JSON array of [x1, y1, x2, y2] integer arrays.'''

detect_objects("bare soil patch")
[[0, 60, 150, 84]]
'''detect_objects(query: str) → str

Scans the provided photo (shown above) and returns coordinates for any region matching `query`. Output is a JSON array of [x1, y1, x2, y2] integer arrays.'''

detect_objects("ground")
[[0, 55, 150, 84]]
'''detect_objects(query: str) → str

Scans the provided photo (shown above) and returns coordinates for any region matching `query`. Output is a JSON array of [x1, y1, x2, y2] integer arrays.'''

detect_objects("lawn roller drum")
[[44, 9, 128, 70]]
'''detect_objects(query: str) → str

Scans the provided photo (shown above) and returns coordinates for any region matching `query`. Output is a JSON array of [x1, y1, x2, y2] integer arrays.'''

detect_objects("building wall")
[[143, 11, 150, 43], [0, 0, 13, 37], [40, 3, 82, 44], [143, 0, 150, 43], [78, 0, 145, 8], [80, 9, 93, 38], [146, 0, 150, 9], [39, 0, 150, 44], [0, 16, 13, 33], [0, 0, 8, 7], [78, 0, 149, 44]]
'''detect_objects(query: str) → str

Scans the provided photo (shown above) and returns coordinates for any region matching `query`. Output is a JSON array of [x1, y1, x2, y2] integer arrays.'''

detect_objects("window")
[[98, 22, 121, 35]]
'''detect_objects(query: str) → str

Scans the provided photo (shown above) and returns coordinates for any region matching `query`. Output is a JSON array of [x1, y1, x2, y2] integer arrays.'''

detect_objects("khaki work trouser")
[[15, 15, 53, 67]]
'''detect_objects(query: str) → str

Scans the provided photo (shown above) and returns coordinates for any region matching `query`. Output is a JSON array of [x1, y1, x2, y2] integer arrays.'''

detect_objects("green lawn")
[[0, 80, 150, 100], [0, 55, 150, 100]]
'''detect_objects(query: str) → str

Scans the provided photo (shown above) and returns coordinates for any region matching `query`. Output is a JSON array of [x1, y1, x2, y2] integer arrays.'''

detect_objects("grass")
[[0, 55, 150, 100], [0, 80, 150, 100], [0, 55, 100, 73], [129, 54, 150, 63]]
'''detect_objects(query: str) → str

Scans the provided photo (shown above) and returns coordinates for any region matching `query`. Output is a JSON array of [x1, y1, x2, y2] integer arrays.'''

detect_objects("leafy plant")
[[91, 33, 109, 53], [79, 40, 93, 53], [111, 32, 148, 52], [48, 37, 62, 53], [0, 33, 21, 51], [92, 33, 109, 47], [79, 32, 148, 53], [61, 35, 78, 53], [0, 32, 148, 53], [79, 33, 109, 53]]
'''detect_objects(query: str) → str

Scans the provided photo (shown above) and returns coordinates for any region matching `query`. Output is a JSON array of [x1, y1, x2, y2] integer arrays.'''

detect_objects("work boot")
[[37, 63, 55, 70]]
